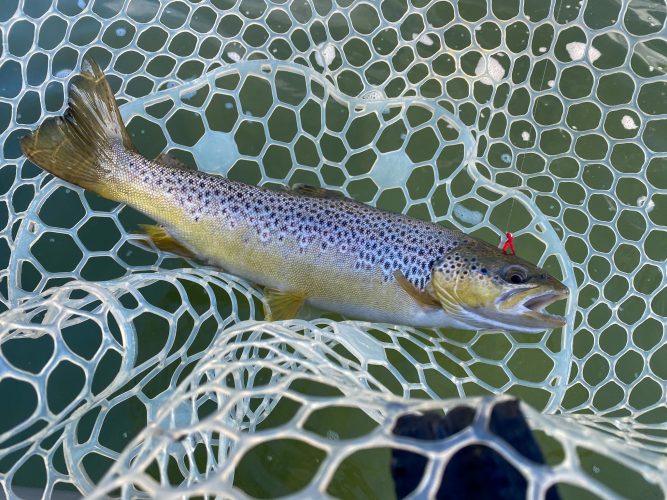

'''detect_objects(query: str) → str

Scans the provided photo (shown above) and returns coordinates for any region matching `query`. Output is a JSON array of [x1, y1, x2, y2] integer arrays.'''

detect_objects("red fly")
[[501, 232, 516, 255]]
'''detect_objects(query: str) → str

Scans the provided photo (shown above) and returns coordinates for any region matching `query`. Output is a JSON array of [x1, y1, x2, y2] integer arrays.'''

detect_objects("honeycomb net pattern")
[[0, 0, 665, 497]]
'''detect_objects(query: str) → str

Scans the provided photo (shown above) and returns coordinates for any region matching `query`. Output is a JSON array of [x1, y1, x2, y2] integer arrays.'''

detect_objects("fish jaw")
[[479, 285, 570, 332]]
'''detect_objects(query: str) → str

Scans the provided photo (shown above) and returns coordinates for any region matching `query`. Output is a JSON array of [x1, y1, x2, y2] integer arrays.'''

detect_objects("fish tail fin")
[[20, 57, 134, 195]]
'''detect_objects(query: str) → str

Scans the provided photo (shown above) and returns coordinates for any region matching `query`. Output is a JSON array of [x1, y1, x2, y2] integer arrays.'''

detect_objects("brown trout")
[[21, 58, 569, 332]]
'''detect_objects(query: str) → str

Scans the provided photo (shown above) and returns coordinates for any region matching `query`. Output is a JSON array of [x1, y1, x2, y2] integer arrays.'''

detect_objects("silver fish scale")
[[129, 154, 462, 291]]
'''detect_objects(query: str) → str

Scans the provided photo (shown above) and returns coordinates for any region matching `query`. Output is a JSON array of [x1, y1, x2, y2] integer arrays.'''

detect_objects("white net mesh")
[[0, 0, 665, 497]]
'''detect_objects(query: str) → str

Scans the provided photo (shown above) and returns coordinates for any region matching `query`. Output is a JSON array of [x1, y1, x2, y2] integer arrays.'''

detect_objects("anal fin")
[[137, 224, 196, 259], [264, 288, 306, 321], [394, 271, 440, 308]]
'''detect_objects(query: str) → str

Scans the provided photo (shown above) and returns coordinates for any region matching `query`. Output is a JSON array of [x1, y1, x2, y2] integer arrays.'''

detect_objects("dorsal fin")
[[394, 271, 440, 308], [290, 183, 347, 200], [155, 152, 192, 171]]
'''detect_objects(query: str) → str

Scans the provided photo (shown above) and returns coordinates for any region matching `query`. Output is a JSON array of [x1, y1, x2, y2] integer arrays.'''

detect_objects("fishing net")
[[0, 0, 665, 497]]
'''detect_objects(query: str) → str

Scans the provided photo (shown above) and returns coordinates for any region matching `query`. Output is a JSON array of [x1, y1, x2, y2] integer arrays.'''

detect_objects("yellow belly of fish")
[[179, 218, 398, 310], [171, 218, 461, 327]]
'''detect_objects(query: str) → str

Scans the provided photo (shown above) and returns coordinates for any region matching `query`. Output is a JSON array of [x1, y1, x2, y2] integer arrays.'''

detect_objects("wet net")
[[0, 0, 665, 497]]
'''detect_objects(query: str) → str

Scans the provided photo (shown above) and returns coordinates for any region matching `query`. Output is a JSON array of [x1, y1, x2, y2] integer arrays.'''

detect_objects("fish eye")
[[509, 274, 524, 284], [503, 265, 528, 285]]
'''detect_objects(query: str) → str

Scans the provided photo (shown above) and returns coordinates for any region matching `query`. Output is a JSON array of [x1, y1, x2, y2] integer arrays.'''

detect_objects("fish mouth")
[[523, 291, 567, 311], [485, 286, 570, 332], [520, 289, 569, 328]]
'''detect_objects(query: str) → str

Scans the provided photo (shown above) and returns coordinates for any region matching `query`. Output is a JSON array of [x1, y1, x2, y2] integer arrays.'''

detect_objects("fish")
[[20, 57, 569, 333]]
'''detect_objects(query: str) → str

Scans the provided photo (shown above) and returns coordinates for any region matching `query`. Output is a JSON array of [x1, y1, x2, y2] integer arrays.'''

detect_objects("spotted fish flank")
[[132, 162, 461, 290], [21, 58, 570, 332]]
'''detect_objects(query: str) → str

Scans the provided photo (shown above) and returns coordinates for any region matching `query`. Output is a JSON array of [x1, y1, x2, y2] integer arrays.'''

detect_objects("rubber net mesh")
[[0, 0, 665, 497]]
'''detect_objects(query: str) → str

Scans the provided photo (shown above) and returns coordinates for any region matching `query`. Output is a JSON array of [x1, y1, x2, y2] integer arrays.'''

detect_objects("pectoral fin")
[[137, 224, 196, 259], [264, 288, 306, 320], [394, 271, 440, 308]]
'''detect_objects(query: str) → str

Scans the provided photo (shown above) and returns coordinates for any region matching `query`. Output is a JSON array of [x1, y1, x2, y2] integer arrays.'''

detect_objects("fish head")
[[427, 241, 569, 333]]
